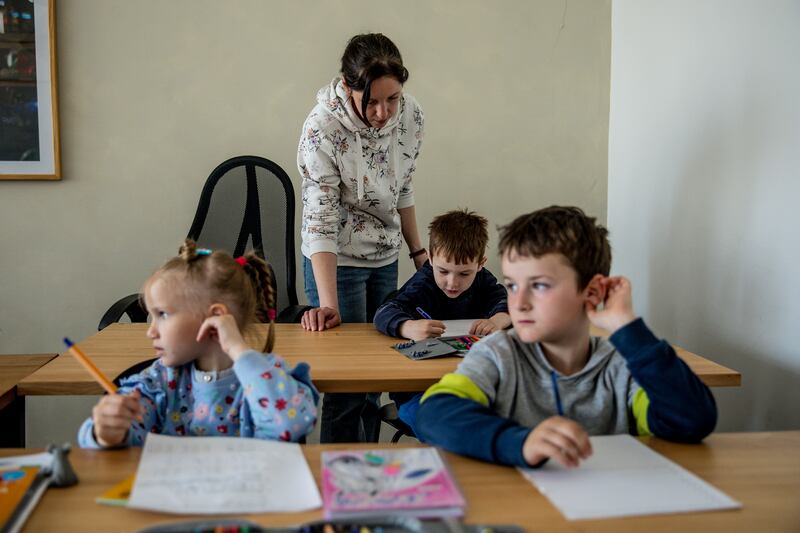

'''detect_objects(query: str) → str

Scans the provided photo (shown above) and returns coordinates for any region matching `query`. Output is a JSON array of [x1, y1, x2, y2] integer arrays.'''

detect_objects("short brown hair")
[[143, 239, 277, 352], [498, 206, 611, 289], [428, 209, 489, 264]]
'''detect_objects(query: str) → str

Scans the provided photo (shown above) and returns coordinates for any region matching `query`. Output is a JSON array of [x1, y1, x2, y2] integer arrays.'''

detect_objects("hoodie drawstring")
[[392, 128, 400, 183], [355, 131, 365, 202]]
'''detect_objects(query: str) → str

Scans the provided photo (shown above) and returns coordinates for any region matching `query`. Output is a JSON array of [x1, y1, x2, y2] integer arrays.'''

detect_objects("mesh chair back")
[[186, 156, 298, 313]]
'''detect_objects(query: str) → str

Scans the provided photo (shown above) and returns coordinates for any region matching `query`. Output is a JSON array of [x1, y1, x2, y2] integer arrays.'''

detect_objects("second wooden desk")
[[18, 323, 741, 395]]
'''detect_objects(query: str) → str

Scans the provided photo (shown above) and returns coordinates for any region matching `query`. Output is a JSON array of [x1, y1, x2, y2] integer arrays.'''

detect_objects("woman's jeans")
[[303, 257, 398, 442]]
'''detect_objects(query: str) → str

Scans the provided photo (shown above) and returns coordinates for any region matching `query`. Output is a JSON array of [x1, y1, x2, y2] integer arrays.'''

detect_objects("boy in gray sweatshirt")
[[415, 206, 717, 468]]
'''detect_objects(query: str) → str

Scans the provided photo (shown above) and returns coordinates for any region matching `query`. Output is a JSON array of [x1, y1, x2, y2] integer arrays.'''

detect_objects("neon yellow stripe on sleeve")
[[631, 388, 653, 436], [420, 373, 489, 407]]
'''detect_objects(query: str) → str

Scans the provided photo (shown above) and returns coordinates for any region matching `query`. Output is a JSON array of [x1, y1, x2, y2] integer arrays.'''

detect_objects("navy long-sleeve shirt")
[[373, 262, 508, 338]]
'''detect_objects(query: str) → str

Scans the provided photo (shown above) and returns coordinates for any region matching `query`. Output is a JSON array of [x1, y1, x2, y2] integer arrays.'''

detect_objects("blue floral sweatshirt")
[[78, 351, 318, 448]]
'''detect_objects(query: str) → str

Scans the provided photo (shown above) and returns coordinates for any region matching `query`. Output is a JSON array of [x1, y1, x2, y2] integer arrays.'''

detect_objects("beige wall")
[[0, 0, 611, 445], [609, 1, 800, 431]]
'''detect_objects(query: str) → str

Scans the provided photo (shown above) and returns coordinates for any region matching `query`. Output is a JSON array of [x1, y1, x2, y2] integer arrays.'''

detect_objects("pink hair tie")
[[235, 256, 248, 267], [267, 309, 276, 321]]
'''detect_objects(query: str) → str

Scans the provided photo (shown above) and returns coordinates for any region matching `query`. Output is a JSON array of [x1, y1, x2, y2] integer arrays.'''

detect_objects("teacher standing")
[[297, 33, 427, 442]]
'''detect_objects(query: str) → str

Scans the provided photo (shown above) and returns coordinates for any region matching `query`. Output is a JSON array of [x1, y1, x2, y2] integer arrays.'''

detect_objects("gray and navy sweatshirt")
[[415, 318, 717, 467], [373, 261, 508, 338]]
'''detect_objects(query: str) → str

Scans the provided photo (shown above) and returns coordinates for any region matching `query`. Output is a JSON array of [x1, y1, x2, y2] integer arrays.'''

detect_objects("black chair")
[[98, 294, 148, 331], [186, 155, 309, 323], [113, 358, 158, 387], [99, 155, 310, 331], [377, 399, 416, 443]]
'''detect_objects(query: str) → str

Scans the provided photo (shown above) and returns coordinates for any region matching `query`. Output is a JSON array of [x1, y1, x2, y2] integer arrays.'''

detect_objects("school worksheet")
[[519, 434, 741, 520], [127, 434, 322, 514], [440, 319, 479, 337]]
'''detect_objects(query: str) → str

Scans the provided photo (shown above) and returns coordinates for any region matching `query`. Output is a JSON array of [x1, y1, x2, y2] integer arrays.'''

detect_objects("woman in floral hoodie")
[[297, 33, 426, 442]]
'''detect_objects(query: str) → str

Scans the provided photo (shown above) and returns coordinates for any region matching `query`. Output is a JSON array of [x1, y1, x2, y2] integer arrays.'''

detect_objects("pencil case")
[[134, 516, 525, 533]]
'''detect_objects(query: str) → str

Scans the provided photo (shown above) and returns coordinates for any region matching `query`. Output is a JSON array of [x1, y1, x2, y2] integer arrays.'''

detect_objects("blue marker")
[[415, 307, 433, 320], [550, 370, 564, 416]]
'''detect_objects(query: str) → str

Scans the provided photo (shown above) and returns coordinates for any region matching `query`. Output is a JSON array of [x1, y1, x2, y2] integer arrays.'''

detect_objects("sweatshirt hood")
[[315, 77, 403, 201], [315, 77, 402, 136]]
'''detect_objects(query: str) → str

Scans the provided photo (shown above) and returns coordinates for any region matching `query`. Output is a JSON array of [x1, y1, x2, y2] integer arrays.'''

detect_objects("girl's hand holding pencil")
[[92, 389, 143, 447], [64, 337, 143, 448]]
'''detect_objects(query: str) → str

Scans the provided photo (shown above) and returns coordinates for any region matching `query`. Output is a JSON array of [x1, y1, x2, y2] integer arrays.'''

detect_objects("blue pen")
[[415, 306, 433, 320], [550, 370, 564, 416]]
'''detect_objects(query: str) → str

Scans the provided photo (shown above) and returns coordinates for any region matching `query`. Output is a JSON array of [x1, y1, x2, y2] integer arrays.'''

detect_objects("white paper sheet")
[[127, 434, 322, 514], [518, 435, 741, 520], [441, 319, 480, 338]]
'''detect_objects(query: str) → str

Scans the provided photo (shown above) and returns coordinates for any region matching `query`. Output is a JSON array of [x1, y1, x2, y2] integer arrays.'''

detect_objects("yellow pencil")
[[63, 337, 118, 395]]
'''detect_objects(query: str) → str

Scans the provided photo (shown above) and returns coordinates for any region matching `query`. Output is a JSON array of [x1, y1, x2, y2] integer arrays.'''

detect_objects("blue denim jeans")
[[303, 257, 398, 443]]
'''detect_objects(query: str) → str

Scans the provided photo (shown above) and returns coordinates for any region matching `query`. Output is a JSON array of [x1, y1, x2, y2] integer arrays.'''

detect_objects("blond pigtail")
[[179, 239, 197, 262], [242, 252, 277, 353]]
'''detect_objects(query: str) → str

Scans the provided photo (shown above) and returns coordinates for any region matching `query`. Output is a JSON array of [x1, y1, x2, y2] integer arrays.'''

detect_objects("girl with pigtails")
[[78, 240, 318, 448]]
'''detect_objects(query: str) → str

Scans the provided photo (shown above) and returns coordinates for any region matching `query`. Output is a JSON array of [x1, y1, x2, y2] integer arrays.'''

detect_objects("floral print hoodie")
[[298, 77, 424, 267]]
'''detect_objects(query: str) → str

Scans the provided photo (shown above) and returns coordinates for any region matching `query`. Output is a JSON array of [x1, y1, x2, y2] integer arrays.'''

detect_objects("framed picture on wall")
[[0, 0, 60, 180]]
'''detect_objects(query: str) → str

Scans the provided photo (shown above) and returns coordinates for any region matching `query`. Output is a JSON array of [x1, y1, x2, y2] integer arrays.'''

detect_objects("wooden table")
[[2, 432, 798, 532], [18, 323, 740, 396], [0, 354, 55, 446]]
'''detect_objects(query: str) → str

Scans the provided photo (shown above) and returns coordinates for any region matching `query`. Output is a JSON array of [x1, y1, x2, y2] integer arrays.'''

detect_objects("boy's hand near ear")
[[197, 311, 250, 361], [586, 275, 638, 334]]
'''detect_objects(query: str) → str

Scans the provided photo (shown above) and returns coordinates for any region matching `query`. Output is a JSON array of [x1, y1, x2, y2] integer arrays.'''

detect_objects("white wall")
[[609, 1, 800, 431], [0, 0, 611, 445]]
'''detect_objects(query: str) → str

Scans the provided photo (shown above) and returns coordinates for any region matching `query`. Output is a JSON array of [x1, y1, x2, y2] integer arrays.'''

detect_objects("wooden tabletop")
[[2, 431, 798, 532], [18, 323, 740, 396], [0, 354, 55, 410]]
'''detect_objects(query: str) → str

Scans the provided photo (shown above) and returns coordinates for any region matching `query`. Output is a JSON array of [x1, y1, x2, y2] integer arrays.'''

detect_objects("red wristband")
[[409, 248, 427, 259]]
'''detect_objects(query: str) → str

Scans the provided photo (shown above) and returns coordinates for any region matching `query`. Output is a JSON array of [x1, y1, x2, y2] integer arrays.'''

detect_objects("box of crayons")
[[392, 335, 482, 361]]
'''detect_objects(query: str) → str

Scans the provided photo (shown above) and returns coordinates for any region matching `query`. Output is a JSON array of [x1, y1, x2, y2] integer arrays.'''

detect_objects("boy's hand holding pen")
[[400, 307, 446, 340]]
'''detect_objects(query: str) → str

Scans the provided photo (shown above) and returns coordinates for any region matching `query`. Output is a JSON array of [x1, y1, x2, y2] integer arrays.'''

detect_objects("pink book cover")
[[320, 447, 466, 519]]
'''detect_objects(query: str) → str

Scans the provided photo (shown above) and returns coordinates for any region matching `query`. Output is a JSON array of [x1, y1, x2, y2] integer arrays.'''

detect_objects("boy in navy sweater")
[[374, 208, 510, 340], [374, 209, 510, 432], [416, 206, 717, 467]]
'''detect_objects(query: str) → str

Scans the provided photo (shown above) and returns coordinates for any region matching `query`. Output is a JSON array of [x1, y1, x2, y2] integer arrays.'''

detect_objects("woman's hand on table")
[[301, 306, 342, 331]]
